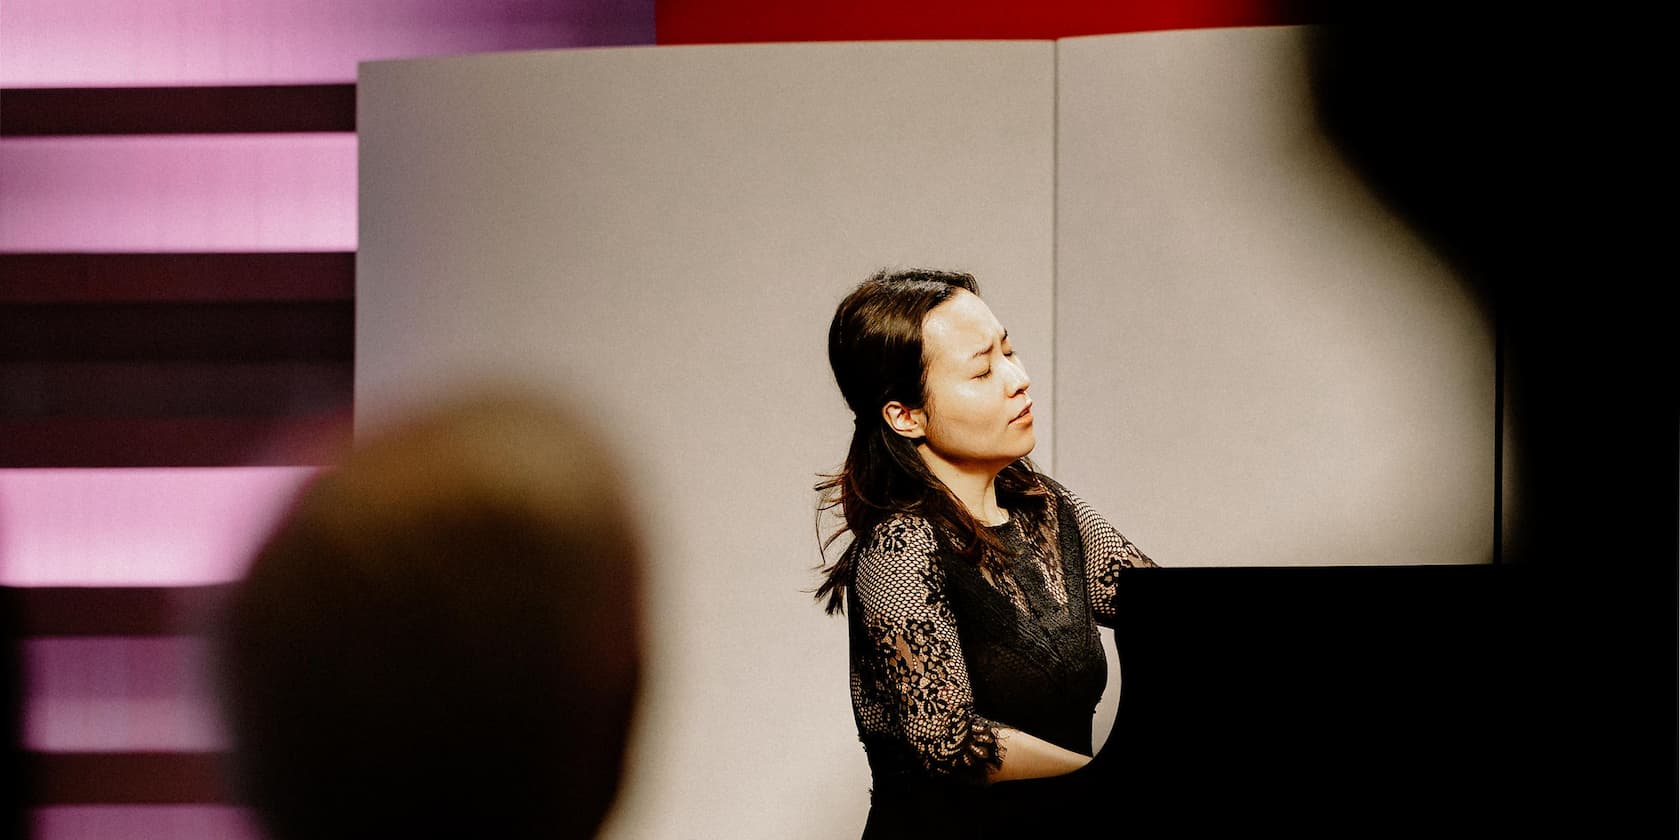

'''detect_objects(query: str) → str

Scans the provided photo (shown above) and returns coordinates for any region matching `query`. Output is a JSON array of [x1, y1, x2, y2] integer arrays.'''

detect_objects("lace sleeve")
[[1057, 484, 1156, 628], [851, 514, 1004, 785]]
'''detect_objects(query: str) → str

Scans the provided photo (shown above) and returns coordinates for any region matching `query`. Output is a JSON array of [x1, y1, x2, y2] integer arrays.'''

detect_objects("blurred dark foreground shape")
[[1307, 9, 1673, 826], [214, 388, 644, 840], [977, 8, 1674, 836]]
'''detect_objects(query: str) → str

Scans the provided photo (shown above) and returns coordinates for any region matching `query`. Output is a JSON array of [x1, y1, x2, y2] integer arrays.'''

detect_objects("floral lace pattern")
[[845, 477, 1153, 791], [1061, 484, 1157, 626], [851, 513, 1005, 785]]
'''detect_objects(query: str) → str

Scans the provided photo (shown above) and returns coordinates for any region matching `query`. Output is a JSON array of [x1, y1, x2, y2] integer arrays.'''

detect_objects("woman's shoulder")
[[855, 511, 940, 556], [846, 511, 945, 584], [846, 512, 954, 611]]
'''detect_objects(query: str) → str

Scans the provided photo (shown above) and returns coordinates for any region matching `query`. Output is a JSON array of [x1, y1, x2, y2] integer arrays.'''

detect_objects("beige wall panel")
[[1055, 27, 1495, 569], [358, 40, 1054, 839]]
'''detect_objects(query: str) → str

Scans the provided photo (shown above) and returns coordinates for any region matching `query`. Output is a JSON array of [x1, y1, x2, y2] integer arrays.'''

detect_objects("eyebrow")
[[970, 329, 1008, 360]]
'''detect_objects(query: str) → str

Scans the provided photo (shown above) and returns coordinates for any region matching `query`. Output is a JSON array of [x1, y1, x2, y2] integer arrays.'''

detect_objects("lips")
[[1012, 401, 1033, 423]]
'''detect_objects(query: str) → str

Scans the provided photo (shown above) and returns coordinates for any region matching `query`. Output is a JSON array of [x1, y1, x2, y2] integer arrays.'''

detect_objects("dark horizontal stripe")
[[0, 253, 355, 303], [0, 301, 352, 362], [25, 751, 233, 805], [0, 85, 355, 135], [0, 413, 349, 467], [0, 361, 351, 419], [8, 585, 236, 637]]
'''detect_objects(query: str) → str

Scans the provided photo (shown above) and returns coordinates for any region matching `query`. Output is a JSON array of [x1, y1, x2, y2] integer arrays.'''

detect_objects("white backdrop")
[[359, 39, 1056, 840], [358, 27, 1493, 840]]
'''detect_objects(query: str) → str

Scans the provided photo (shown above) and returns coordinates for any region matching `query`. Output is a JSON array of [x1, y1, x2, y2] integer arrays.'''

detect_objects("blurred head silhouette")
[[216, 387, 643, 839]]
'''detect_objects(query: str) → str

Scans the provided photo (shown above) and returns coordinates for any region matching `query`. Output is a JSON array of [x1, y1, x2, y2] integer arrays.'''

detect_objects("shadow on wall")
[[1305, 6, 1673, 567]]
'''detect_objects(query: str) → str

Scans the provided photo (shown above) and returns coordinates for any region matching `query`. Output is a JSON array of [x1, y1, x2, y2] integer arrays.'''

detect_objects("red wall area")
[[658, 0, 1317, 44]]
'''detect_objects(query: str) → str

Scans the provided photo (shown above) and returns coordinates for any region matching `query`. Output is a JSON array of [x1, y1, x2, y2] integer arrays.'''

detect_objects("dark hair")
[[215, 389, 642, 839], [814, 268, 1051, 614]]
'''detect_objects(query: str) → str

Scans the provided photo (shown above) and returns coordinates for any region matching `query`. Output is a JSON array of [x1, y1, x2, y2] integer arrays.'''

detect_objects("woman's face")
[[904, 289, 1035, 472]]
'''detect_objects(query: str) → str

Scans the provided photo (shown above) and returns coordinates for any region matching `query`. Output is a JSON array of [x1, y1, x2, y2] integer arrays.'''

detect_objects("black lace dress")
[[843, 475, 1155, 837]]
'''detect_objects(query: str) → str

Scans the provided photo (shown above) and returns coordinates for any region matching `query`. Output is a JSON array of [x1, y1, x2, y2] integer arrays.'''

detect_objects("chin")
[[1010, 436, 1036, 461]]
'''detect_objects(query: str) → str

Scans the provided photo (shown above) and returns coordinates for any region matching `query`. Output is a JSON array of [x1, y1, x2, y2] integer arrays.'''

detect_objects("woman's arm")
[[1052, 481, 1156, 627], [852, 514, 1088, 785], [989, 727, 1091, 782]]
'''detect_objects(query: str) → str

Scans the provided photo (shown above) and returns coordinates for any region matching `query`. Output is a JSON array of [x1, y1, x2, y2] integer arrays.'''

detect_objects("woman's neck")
[[919, 448, 1008, 525]]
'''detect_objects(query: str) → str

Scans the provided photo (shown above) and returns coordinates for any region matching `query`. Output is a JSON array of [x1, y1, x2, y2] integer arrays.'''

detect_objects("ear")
[[881, 401, 927, 441]]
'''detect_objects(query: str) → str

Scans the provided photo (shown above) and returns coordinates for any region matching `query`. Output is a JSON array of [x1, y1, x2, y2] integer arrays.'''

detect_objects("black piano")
[[986, 563, 1674, 836]]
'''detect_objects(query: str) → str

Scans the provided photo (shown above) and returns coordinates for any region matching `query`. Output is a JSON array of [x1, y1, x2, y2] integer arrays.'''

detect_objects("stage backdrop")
[[358, 27, 1490, 840], [1055, 27, 1493, 567], [359, 39, 1056, 840]]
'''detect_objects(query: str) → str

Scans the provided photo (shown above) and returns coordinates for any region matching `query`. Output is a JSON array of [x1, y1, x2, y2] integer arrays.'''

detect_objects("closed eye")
[[978, 349, 1018, 377]]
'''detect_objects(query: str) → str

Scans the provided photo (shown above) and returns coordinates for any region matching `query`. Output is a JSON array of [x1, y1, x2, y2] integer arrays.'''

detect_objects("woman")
[[815, 268, 1156, 837]]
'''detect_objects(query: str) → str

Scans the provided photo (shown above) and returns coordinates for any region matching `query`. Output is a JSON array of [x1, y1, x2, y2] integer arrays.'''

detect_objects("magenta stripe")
[[2, 0, 654, 86], [24, 638, 225, 752], [0, 135, 356, 252], [33, 805, 261, 840], [0, 467, 317, 585]]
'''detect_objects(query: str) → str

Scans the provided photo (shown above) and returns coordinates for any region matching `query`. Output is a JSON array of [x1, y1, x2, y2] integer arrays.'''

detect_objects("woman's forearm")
[[987, 726, 1091, 783]]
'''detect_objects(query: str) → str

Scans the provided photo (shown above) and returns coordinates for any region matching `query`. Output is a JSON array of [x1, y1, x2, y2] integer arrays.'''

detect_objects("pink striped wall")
[[25, 639, 223, 752], [6, 3, 654, 834], [0, 468, 316, 586], [2, 0, 654, 86], [33, 807, 262, 840], [0, 136, 357, 253]]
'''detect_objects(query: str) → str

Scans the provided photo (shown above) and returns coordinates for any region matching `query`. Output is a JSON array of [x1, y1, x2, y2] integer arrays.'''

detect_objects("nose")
[[1006, 355, 1030, 394]]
